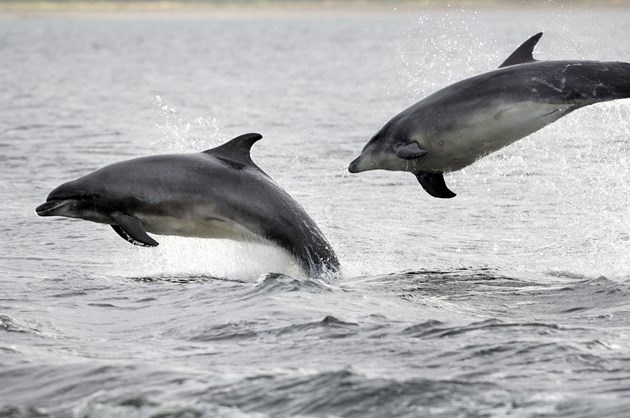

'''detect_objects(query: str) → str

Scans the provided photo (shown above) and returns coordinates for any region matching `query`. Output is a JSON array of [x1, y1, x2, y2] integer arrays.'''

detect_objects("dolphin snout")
[[36, 199, 74, 216], [348, 153, 377, 173], [36, 179, 89, 217], [348, 156, 362, 173]]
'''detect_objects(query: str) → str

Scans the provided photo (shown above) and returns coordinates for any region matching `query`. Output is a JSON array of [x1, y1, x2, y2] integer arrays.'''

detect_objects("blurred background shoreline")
[[2, 0, 630, 17]]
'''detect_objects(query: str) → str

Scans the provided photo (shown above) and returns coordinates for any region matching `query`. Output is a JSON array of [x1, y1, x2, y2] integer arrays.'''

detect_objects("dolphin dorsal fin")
[[498, 32, 543, 68], [202, 133, 263, 166]]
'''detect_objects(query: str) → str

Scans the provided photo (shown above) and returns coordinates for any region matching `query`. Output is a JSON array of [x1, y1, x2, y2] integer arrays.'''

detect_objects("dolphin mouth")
[[36, 199, 75, 216], [348, 156, 362, 173]]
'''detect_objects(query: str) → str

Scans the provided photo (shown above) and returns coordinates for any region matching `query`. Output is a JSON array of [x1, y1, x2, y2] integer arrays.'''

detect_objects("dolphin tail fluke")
[[415, 172, 456, 199], [110, 212, 159, 247]]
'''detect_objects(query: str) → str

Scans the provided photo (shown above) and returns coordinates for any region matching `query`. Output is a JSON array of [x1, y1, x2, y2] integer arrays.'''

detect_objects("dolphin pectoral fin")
[[415, 172, 457, 199], [110, 212, 159, 247], [498, 32, 543, 68], [394, 142, 428, 159]]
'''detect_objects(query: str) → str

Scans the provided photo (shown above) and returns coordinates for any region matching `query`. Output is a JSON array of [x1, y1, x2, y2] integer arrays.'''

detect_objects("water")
[[2, 6, 630, 417]]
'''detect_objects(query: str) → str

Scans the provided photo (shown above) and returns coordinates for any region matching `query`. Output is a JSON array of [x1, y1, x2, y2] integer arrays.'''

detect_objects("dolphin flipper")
[[394, 142, 428, 159], [415, 172, 456, 199], [110, 212, 159, 247], [498, 32, 543, 68]]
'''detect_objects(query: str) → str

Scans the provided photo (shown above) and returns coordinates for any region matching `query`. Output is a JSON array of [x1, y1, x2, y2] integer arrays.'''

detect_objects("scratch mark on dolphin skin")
[[532, 77, 563, 93]]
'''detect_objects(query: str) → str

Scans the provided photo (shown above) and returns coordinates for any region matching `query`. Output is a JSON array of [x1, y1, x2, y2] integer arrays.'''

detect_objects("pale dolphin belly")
[[412, 101, 575, 172], [139, 212, 267, 244]]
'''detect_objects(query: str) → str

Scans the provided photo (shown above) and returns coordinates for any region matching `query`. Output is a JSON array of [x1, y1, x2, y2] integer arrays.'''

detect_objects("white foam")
[[109, 236, 303, 282]]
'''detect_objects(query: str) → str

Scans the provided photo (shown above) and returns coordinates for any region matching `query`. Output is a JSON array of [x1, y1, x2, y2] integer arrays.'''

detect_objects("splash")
[[111, 236, 303, 282], [397, 9, 497, 100], [151, 95, 223, 153]]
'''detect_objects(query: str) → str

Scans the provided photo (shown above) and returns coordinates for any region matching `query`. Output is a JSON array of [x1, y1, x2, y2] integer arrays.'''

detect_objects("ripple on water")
[[191, 369, 511, 417], [251, 273, 336, 294], [0, 315, 43, 335]]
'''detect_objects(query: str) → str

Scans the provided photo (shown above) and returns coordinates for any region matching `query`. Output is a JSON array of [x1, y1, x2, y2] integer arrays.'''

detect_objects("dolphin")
[[348, 32, 630, 198], [36, 133, 340, 277]]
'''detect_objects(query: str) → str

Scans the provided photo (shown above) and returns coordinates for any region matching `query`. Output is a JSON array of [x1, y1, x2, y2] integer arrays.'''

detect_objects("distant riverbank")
[[2, 0, 630, 17]]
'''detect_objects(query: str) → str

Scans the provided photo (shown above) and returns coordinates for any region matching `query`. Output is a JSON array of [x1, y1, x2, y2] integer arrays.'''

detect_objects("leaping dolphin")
[[348, 32, 630, 198], [36, 133, 340, 277]]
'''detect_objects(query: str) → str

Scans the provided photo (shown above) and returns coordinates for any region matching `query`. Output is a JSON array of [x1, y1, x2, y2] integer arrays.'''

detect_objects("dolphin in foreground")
[[348, 32, 630, 198], [36, 133, 340, 277]]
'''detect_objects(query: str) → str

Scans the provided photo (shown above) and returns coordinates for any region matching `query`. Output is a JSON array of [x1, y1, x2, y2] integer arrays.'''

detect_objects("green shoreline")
[[2, 0, 630, 15]]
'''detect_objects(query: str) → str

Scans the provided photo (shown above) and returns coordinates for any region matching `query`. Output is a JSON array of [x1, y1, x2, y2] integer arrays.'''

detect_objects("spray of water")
[[151, 95, 223, 153], [111, 236, 302, 282]]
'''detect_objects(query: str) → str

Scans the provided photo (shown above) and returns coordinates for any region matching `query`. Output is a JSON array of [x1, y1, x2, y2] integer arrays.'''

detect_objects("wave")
[[0, 315, 43, 335], [186, 369, 509, 417], [188, 315, 359, 342], [251, 273, 335, 293]]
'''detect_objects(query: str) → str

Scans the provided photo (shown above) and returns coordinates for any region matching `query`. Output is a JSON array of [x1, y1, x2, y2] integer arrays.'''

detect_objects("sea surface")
[[2, 6, 630, 417]]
